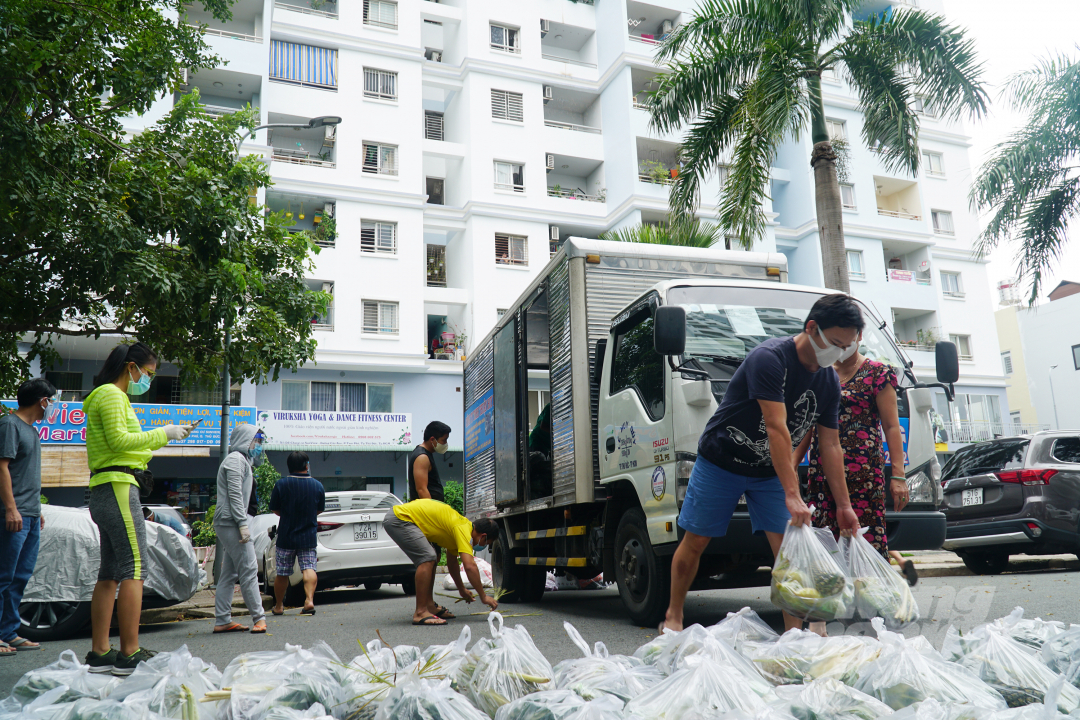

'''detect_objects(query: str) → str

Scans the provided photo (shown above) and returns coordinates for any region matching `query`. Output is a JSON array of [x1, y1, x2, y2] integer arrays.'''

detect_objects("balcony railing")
[[638, 173, 675, 186], [200, 104, 243, 118], [632, 100, 649, 110], [628, 34, 661, 46], [544, 119, 601, 134], [941, 421, 1050, 444], [271, 148, 336, 168], [877, 209, 922, 221], [540, 53, 597, 68], [547, 187, 603, 202], [186, 24, 261, 42], [311, 308, 334, 331], [275, 1, 338, 18]]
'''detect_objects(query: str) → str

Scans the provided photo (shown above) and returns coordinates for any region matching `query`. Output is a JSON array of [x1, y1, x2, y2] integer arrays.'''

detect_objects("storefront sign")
[[0, 401, 257, 446], [258, 410, 412, 448], [888, 269, 915, 283], [464, 388, 495, 461]]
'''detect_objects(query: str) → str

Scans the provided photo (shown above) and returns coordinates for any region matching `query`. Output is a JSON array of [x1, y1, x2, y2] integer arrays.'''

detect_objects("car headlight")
[[676, 453, 695, 510]]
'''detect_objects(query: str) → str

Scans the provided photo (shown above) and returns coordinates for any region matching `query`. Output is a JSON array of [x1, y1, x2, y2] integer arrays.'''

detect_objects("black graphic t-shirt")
[[698, 336, 840, 478]]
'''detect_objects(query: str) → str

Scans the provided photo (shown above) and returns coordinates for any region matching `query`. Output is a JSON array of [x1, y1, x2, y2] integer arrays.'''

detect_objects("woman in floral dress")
[[794, 337, 918, 586]]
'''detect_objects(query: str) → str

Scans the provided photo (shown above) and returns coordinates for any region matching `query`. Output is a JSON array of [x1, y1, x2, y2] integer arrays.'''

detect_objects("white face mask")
[[434, 442, 448, 455], [838, 339, 860, 363], [812, 325, 846, 367]]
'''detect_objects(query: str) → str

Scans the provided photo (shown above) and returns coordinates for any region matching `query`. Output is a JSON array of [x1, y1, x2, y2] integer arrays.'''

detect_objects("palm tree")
[[972, 53, 1080, 303], [599, 220, 724, 247], [647, 0, 988, 292]]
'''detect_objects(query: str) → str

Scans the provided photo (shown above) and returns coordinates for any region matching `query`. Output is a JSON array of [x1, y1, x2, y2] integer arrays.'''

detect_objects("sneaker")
[[84, 648, 118, 674], [112, 648, 157, 676]]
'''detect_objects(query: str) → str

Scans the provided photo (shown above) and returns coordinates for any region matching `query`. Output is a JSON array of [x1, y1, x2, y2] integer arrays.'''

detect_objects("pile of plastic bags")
[[7, 606, 1080, 720]]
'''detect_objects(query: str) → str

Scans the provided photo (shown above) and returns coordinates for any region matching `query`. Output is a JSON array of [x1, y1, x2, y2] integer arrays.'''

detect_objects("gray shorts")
[[89, 482, 147, 582], [383, 514, 439, 567]]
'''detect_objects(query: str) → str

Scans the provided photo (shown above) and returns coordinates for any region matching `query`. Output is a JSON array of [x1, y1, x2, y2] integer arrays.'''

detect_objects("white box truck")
[[463, 238, 953, 625]]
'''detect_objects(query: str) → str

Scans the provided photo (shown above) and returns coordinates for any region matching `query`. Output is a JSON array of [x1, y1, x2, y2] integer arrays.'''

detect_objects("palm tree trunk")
[[809, 76, 850, 294]]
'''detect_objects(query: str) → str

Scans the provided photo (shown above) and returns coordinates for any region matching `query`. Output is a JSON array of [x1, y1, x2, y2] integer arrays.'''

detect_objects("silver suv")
[[941, 431, 1080, 574]]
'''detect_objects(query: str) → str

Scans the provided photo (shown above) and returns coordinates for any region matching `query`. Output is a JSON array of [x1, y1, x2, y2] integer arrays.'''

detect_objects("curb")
[[141, 594, 274, 626]]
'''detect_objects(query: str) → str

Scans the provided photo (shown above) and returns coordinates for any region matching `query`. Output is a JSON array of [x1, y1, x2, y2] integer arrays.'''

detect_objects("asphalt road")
[[4, 565, 1080, 695]]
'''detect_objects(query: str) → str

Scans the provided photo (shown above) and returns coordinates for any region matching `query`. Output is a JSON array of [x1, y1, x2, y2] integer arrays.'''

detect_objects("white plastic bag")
[[494, 690, 624, 720], [215, 643, 345, 720], [444, 557, 495, 590], [466, 613, 554, 718], [420, 625, 474, 678], [991, 608, 1064, 651], [854, 618, 1007, 711], [262, 705, 335, 720], [632, 624, 772, 696], [624, 655, 768, 718], [1042, 627, 1080, 686], [709, 607, 780, 651], [957, 625, 1080, 712], [374, 676, 489, 720], [741, 628, 881, 686], [771, 678, 894, 720], [889, 699, 990, 720], [771, 522, 853, 622], [7, 651, 119, 708], [109, 645, 221, 720], [553, 622, 661, 702], [843, 530, 919, 629]]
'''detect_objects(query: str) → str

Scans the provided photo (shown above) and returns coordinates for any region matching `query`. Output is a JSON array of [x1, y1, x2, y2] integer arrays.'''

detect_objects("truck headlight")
[[905, 458, 943, 505], [676, 453, 695, 510]]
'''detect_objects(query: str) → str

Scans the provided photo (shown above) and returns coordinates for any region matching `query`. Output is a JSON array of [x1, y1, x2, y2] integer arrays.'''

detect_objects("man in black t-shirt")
[[663, 294, 864, 634], [408, 421, 450, 502]]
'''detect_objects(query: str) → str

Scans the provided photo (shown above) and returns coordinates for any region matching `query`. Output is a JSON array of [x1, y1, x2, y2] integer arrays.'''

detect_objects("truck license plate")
[[354, 522, 378, 541], [962, 488, 983, 506]]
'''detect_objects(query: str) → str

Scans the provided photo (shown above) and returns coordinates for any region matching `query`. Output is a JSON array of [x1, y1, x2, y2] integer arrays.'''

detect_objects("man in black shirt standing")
[[662, 294, 864, 634], [270, 452, 325, 616], [409, 421, 451, 502]]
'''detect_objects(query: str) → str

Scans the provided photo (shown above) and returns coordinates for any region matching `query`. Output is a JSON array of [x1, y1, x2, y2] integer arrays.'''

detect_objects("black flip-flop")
[[433, 605, 456, 620], [213, 622, 249, 634], [901, 560, 919, 587], [271, 609, 285, 616], [412, 615, 447, 626], [300, 607, 316, 616]]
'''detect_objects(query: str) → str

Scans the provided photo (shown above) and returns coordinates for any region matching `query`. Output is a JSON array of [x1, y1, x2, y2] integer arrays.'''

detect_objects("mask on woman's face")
[[127, 368, 152, 396], [250, 443, 266, 466]]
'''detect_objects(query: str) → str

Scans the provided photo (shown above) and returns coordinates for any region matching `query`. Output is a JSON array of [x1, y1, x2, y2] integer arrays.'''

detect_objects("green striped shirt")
[[84, 383, 168, 488]]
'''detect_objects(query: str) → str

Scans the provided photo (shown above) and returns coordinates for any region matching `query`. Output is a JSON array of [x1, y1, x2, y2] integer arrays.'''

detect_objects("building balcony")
[[544, 119, 600, 134], [547, 187, 604, 203], [176, 68, 262, 124], [540, 19, 596, 70], [941, 421, 1051, 445], [186, 23, 261, 42], [275, 0, 338, 18]]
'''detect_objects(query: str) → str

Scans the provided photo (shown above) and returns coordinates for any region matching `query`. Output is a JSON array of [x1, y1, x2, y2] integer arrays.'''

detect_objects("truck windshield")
[[666, 286, 910, 387]]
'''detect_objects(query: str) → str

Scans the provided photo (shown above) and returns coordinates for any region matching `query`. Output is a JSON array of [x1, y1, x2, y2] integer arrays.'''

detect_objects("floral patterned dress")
[[807, 359, 899, 558]]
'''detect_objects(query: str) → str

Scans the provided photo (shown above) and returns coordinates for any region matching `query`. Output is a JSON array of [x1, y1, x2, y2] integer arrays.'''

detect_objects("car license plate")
[[354, 522, 378, 541], [962, 488, 984, 506]]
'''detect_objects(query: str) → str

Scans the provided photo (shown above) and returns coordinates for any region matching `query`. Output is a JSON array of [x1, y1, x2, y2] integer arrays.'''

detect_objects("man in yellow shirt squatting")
[[382, 498, 499, 625]]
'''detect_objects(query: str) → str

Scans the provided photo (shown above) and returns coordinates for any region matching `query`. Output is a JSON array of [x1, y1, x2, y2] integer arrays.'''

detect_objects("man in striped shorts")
[[270, 452, 325, 616]]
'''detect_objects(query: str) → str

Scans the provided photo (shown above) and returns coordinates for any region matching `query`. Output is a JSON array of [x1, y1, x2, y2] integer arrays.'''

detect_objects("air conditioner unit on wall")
[[550, 226, 560, 241], [660, 19, 674, 34], [540, 19, 550, 37], [543, 85, 553, 104], [546, 154, 555, 172], [324, 202, 335, 218]]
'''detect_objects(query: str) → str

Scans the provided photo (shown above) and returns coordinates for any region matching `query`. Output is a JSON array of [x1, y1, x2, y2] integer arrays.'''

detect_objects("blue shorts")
[[677, 456, 790, 537], [276, 547, 317, 576]]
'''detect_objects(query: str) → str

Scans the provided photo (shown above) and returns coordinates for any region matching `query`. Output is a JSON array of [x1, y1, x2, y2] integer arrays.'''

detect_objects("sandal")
[[213, 622, 249, 634], [300, 607, 316, 616], [0, 642, 15, 658], [3, 637, 41, 651], [433, 605, 456, 620], [251, 622, 268, 634], [271, 608, 285, 616], [412, 615, 447, 626]]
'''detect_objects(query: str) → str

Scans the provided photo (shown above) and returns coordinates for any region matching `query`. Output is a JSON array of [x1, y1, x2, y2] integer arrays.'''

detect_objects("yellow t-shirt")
[[392, 499, 474, 556]]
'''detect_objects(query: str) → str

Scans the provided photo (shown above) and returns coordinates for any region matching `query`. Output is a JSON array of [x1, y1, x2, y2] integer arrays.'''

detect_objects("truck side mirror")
[[653, 305, 686, 356], [935, 341, 959, 384], [593, 339, 607, 387]]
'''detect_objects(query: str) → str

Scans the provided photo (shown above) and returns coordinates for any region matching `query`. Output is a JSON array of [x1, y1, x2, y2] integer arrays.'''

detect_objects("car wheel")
[[19, 600, 92, 642], [399, 575, 416, 596], [614, 507, 671, 627], [364, 582, 383, 591], [961, 551, 1010, 575]]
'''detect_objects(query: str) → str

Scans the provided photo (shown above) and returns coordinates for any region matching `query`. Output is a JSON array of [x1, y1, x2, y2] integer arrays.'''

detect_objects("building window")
[[950, 393, 1001, 424], [914, 94, 938, 118], [269, 40, 337, 90], [1001, 351, 1013, 375], [1073, 343, 1080, 370], [424, 111, 444, 140], [941, 271, 963, 297], [426, 244, 447, 287], [45, 371, 83, 401], [311, 381, 337, 411], [340, 382, 393, 412], [825, 119, 846, 142], [494, 161, 524, 192], [847, 250, 865, 279], [311, 281, 334, 329], [949, 333, 972, 360], [362, 0, 397, 29], [490, 89, 524, 122], [495, 233, 527, 266], [360, 221, 397, 254], [282, 381, 394, 412], [490, 23, 520, 54], [718, 165, 730, 185], [496, 308, 508, 318], [362, 142, 398, 175], [922, 151, 945, 177], [840, 183, 856, 210], [932, 209, 954, 236], [426, 177, 445, 205], [281, 381, 309, 411], [363, 68, 397, 101], [362, 300, 399, 334]]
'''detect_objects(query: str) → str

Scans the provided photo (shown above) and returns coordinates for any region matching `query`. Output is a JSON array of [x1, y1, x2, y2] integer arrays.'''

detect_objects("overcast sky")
[[939, 0, 1080, 303]]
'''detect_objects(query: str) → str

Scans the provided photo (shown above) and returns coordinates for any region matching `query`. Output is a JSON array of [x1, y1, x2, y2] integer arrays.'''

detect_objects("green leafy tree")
[[254, 460, 282, 515], [599, 220, 724, 248], [0, 0, 328, 395], [192, 504, 217, 547], [444, 480, 464, 516], [646, 0, 988, 292], [972, 53, 1080, 302]]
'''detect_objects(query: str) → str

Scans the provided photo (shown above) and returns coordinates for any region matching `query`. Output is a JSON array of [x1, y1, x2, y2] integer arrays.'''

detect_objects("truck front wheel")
[[491, 527, 545, 603], [614, 508, 670, 627]]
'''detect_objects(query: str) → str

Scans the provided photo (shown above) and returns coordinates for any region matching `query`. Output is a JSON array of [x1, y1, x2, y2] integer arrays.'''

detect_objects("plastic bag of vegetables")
[[991, 608, 1064, 652], [741, 629, 881, 686], [987, 677, 1072, 720], [623, 654, 769, 718], [842, 530, 919, 629], [553, 623, 661, 703], [494, 691, 625, 720], [108, 645, 221, 720], [771, 678, 894, 720], [5, 651, 120, 708], [1041, 627, 1080, 686], [709, 607, 780, 651], [420, 625, 474, 679], [632, 623, 771, 694], [466, 613, 554, 718], [889, 699, 990, 720], [262, 705, 335, 720], [771, 522, 853, 622], [212, 643, 345, 720], [853, 618, 1006, 711], [957, 626, 1080, 712], [374, 675, 489, 720]]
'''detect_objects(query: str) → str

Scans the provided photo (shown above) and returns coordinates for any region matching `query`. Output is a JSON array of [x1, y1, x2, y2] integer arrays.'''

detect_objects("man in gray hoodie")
[[212, 423, 267, 634]]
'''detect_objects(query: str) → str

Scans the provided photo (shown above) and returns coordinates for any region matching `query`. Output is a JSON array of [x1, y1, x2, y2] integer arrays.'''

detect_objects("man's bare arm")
[[758, 400, 811, 526], [413, 454, 431, 499]]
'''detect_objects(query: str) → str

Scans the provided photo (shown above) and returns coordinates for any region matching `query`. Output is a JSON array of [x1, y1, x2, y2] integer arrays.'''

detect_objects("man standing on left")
[[0, 378, 56, 654]]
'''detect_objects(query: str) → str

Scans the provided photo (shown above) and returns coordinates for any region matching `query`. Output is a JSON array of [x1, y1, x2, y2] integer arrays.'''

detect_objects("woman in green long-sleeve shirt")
[[82, 343, 194, 676]]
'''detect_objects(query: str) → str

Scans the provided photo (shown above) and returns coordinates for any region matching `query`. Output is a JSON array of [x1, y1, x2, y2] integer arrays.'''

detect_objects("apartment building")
[[32, 0, 1009, 502]]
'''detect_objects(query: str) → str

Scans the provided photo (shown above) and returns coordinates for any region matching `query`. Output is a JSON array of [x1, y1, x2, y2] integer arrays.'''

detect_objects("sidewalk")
[[900, 550, 1080, 577]]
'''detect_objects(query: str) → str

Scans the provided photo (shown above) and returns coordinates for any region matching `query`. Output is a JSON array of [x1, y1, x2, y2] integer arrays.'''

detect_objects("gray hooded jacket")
[[214, 423, 258, 529]]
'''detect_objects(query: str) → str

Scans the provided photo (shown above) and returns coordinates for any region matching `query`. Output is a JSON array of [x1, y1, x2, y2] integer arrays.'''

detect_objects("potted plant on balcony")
[[640, 160, 667, 185]]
